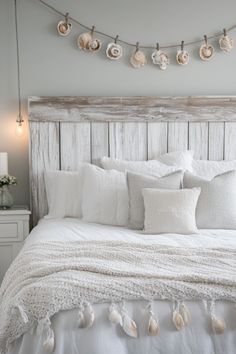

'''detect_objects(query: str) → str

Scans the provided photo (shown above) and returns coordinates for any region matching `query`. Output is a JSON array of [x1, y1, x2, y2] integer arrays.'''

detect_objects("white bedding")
[[7, 219, 236, 354]]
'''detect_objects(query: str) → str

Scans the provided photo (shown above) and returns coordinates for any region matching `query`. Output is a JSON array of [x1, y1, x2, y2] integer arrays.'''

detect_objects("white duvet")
[[7, 219, 236, 354]]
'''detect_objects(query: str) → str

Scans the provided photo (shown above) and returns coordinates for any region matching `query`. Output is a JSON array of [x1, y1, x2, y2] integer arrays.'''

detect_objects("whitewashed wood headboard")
[[28, 96, 236, 225]]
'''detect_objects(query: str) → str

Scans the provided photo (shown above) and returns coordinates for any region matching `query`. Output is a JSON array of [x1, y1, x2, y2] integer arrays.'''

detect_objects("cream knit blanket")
[[0, 240, 236, 351]]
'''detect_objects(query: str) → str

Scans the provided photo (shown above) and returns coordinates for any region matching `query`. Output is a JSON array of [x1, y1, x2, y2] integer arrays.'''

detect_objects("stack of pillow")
[[45, 150, 236, 234]]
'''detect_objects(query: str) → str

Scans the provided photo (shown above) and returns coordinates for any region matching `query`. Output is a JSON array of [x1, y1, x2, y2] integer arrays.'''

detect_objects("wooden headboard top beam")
[[28, 96, 236, 225], [28, 96, 236, 122]]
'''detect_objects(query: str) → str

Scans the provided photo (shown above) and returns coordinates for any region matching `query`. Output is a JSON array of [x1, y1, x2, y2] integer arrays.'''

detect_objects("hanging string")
[[38, 0, 236, 50], [14, 0, 22, 118]]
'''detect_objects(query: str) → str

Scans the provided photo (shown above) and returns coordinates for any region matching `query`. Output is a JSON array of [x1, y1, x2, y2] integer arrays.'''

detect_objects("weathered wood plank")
[[29, 122, 60, 226], [109, 122, 147, 160], [208, 123, 224, 160], [168, 123, 188, 152], [225, 122, 236, 160], [60, 123, 91, 170], [28, 96, 236, 122], [189, 122, 208, 159], [91, 122, 109, 166], [148, 123, 168, 159]]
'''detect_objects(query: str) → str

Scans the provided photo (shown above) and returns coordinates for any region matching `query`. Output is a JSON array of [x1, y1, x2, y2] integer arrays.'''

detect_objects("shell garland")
[[199, 44, 214, 61], [176, 49, 190, 65], [130, 46, 147, 68], [219, 34, 233, 52], [151, 49, 169, 70], [106, 42, 123, 60]]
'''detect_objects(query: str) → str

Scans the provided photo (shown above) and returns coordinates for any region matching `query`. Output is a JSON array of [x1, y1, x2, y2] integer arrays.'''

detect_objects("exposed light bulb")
[[15, 123, 24, 137]]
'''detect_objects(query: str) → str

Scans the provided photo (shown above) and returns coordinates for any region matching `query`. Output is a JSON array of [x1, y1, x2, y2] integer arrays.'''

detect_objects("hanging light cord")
[[38, 0, 236, 49], [14, 0, 22, 121]]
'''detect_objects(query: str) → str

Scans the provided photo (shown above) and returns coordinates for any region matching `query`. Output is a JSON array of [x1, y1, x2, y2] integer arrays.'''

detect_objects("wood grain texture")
[[29, 122, 60, 225], [60, 123, 91, 170], [168, 123, 188, 152], [225, 122, 236, 160], [109, 122, 147, 160], [28, 96, 236, 122], [208, 123, 224, 160], [148, 123, 168, 159], [91, 122, 109, 166], [189, 122, 208, 159]]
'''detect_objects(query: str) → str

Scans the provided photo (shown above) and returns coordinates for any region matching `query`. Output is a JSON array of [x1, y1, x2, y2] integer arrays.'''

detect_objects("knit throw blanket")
[[0, 240, 236, 352]]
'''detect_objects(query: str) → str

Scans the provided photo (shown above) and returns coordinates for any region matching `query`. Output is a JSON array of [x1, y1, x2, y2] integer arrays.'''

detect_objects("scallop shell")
[[106, 43, 123, 60], [199, 44, 214, 61], [87, 38, 102, 52], [172, 310, 185, 331], [108, 305, 123, 325], [151, 50, 169, 70], [57, 20, 72, 36], [179, 303, 191, 326], [121, 312, 138, 338], [148, 315, 159, 336], [130, 50, 147, 68], [77, 32, 93, 50], [219, 35, 233, 52], [176, 50, 189, 65], [211, 315, 226, 334]]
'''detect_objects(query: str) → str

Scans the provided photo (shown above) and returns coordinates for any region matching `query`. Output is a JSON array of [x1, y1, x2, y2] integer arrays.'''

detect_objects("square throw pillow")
[[192, 159, 236, 180], [45, 169, 85, 219], [82, 164, 129, 226], [127, 170, 183, 230], [142, 188, 200, 234], [183, 171, 236, 229]]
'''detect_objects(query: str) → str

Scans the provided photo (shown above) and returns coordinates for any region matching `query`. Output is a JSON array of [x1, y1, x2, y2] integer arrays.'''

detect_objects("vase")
[[0, 185, 14, 209]]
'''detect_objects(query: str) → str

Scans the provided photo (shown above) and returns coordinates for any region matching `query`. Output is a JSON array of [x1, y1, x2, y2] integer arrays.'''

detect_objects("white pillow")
[[143, 188, 200, 234], [183, 171, 236, 229], [45, 169, 84, 219], [82, 164, 129, 226], [192, 159, 236, 179], [101, 150, 193, 175], [127, 171, 183, 230]]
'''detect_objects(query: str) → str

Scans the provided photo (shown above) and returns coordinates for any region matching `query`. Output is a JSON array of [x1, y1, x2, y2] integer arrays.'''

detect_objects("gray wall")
[[1, 0, 236, 206]]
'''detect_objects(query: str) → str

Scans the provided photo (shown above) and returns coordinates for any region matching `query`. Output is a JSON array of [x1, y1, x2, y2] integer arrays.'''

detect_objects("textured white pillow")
[[127, 171, 183, 230], [45, 169, 85, 219], [143, 188, 200, 234], [192, 159, 236, 179], [82, 164, 129, 226], [183, 171, 236, 229], [101, 150, 193, 175]]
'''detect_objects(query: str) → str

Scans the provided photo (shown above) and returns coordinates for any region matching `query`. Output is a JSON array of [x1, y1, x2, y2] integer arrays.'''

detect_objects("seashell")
[[43, 328, 55, 353], [57, 20, 72, 37], [148, 315, 159, 336], [130, 50, 147, 68], [86, 303, 95, 328], [199, 44, 214, 61], [179, 303, 191, 326], [106, 43, 123, 60], [121, 312, 138, 338], [108, 304, 123, 325], [77, 309, 86, 328], [151, 49, 169, 70], [172, 310, 185, 331], [219, 35, 233, 52], [77, 32, 93, 51], [211, 315, 226, 334], [87, 38, 102, 52], [176, 50, 189, 65]]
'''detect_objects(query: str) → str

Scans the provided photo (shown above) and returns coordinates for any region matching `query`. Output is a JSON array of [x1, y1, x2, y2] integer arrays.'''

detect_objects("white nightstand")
[[0, 206, 31, 283]]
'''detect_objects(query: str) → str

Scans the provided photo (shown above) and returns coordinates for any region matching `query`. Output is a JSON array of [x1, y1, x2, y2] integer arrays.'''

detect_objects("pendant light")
[[14, 0, 24, 137]]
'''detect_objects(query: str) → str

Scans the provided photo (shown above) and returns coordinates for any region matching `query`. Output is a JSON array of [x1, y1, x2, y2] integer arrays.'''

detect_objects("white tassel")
[[85, 302, 95, 328], [108, 304, 123, 325], [211, 315, 226, 334], [146, 303, 159, 336], [43, 327, 55, 353], [172, 309, 185, 331], [12, 304, 29, 324], [120, 304, 138, 338], [77, 304, 86, 328], [179, 302, 191, 326]]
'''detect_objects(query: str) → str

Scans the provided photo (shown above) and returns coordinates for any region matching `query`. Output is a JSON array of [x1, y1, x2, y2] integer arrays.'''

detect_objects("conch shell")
[[151, 49, 169, 70], [211, 315, 226, 334], [219, 34, 233, 52], [176, 49, 189, 65], [77, 32, 93, 50], [172, 310, 185, 331], [148, 315, 159, 336], [106, 42, 123, 60], [130, 43, 147, 68]]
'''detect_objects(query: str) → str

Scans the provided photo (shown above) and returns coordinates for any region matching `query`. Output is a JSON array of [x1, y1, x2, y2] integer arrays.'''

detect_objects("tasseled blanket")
[[0, 240, 235, 353]]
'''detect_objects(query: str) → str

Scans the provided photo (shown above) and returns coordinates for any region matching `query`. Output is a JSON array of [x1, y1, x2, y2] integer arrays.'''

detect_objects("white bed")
[[6, 218, 236, 354]]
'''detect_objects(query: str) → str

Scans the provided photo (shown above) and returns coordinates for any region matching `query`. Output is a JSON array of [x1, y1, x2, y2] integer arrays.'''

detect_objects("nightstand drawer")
[[0, 221, 23, 242]]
